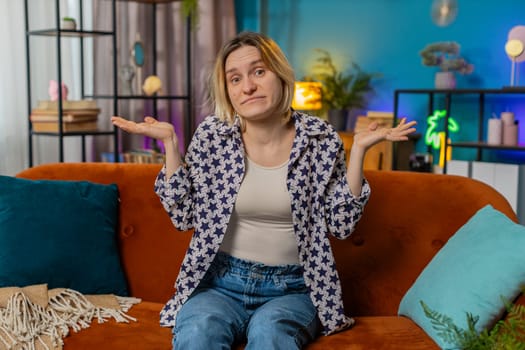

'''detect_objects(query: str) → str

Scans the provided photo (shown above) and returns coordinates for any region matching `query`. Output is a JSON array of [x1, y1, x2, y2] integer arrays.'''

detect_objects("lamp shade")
[[292, 82, 322, 110], [506, 25, 525, 62]]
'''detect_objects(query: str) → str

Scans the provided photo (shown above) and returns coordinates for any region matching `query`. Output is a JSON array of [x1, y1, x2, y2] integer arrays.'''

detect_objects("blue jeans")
[[172, 252, 320, 349]]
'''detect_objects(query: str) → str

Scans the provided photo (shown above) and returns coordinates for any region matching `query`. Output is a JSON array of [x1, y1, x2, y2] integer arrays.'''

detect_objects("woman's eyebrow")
[[225, 59, 265, 75]]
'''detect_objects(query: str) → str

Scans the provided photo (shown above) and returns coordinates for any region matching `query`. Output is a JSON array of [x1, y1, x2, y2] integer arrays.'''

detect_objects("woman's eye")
[[230, 77, 240, 84], [255, 69, 265, 76]]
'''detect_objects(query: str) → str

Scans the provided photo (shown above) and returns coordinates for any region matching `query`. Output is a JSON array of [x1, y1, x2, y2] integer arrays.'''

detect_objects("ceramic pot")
[[435, 71, 456, 89], [61, 19, 76, 30], [328, 109, 348, 131], [328, 109, 359, 131]]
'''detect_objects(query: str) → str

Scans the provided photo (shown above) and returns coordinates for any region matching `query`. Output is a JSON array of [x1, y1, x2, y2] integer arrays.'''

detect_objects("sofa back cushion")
[[331, 170, 517, 317]]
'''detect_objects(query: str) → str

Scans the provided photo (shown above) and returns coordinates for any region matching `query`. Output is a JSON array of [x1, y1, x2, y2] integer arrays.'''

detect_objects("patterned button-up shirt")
[[154, 111, 371, 335]]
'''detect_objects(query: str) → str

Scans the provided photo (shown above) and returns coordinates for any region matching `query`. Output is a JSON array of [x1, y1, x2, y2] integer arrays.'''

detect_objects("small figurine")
[[48, 80, 69, 101], [142, 75, 162, 96], [119, 65, 135, 95]]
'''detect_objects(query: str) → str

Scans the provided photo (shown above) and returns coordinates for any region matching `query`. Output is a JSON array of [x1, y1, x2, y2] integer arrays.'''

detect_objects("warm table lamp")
[[292, 82, 322, 111]]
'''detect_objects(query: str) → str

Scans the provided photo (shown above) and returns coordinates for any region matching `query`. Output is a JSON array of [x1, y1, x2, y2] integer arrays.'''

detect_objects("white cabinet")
[[471, 161, 520, 214]]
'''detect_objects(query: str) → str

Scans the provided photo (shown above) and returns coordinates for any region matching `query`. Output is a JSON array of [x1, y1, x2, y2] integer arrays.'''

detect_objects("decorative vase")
[[328, 109, 349, 131], [434, 71, 456, 89]]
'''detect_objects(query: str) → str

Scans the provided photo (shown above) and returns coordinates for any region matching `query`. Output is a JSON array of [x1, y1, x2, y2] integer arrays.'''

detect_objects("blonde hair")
[[209, 31, 295, 125]]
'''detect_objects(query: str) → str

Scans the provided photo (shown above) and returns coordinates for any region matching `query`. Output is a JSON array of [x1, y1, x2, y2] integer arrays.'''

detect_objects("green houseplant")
[[421, 298, 525, 349], [181, 0, 199, 30], [306, 49, 378, 131]]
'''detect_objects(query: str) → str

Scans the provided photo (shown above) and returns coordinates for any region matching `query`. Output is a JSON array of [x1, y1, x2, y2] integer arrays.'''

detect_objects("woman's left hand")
[[353, 118, 417, 151]]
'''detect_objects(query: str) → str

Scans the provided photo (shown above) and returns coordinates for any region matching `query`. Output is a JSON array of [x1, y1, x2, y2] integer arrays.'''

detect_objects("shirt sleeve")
[[154, 163, 194, 231], [325, 140, 371, 240], [153, 119, 209, 231]]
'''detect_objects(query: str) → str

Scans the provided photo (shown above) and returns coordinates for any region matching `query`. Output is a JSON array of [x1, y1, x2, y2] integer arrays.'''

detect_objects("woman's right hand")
[[112, 115, 183, 175], [111, 116, 177, 145]]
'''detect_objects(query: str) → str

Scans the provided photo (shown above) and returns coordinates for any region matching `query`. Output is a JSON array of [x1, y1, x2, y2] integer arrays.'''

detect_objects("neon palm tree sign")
[[425, 109, 460, 167]]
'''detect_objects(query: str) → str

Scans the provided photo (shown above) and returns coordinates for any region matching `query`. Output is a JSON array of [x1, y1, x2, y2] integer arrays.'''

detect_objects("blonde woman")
[[112, 31, 416, 349]]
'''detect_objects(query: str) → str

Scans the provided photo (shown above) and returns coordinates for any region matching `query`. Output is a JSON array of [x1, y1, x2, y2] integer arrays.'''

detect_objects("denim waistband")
[[214, 251, 303, 278]]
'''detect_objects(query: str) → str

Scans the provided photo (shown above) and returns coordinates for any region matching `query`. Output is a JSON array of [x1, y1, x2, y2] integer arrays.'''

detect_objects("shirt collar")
[[216, 115, 241, 137], [215, 110, 327, 139], [291, 110, 328, 138]]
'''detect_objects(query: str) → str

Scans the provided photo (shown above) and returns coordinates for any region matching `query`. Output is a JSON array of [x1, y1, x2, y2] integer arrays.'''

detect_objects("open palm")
[[353, 118, 417, 151], [111, 116, 176, 144]]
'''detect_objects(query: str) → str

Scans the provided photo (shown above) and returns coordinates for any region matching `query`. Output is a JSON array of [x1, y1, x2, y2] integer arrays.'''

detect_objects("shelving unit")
[[24, 0, 192, 166], [24, 0, 118, 166], [393, 88, 525, 173], [24, 0, 117, 165], [87, 0, 193, 154]]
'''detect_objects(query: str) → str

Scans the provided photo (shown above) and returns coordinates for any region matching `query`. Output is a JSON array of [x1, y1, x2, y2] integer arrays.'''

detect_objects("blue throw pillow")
[[0, 175, 128, 296], [398, 205, 525, 349]]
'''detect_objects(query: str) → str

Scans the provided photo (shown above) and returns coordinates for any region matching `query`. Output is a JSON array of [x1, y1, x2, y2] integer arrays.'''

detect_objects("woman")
[[112, 31, 416, 349]]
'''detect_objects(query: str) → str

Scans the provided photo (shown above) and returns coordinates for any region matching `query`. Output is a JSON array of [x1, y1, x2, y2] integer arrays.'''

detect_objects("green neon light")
[[425, 109, 460, 150]]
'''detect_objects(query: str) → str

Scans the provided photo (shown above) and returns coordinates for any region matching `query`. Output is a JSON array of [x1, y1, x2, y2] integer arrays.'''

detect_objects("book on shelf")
[[35, 100, 99, 110], [32, 121, 99, 133], [30, 112, 99, 123], [366, 110, 394, 118], [31, 107, 100, 116], [122, 150, 165, 164]]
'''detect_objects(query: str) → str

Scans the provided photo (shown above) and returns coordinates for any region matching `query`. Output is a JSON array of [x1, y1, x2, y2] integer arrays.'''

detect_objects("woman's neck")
[[241, 117, 295, 167]]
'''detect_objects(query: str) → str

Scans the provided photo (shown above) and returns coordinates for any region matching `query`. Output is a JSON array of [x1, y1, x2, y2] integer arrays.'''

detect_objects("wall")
[[0, 0, 27, 175], [234, 0, 525, 160]]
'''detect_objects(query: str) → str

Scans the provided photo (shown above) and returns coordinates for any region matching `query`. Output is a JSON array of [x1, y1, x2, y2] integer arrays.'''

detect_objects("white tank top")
[[219, 157, 300, 265]]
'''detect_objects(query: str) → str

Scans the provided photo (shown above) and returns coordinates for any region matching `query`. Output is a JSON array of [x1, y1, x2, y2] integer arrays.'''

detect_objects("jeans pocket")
[[274, 275, 307, 293], [200, 263, 220, 287], [201, 263, 232, 291]]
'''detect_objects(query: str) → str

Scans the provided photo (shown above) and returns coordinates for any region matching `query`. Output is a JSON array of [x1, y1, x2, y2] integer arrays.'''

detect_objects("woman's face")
[[224, 45, 283, 122]]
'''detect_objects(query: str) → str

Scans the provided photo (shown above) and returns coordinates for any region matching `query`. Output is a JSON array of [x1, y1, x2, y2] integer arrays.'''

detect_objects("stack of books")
[[30, 100, 100, 132], [122, 149, 165, 164]]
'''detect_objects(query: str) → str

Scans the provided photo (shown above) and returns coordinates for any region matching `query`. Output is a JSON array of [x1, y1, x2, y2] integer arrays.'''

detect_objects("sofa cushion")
[[62, 301, 172, 349], [62, 303, 438, 350], [398, 204, 525, 348], [0, 176, 128, 296], [308, 316, 439, 349]]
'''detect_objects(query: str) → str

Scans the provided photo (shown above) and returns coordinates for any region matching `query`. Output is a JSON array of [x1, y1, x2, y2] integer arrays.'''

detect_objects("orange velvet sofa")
[[15, 162, 520, 349]]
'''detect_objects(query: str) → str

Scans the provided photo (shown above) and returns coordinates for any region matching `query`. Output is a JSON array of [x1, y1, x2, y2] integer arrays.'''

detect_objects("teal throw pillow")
[[398, 205, 525, 349], [0, 175, 128, 296]]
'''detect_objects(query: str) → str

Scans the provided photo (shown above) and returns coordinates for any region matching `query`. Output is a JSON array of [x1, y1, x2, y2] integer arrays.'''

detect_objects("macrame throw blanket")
[[0, 284, 141, 350]]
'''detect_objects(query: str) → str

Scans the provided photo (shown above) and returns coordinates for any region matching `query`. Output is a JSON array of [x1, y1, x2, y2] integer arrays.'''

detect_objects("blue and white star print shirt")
[[154, 111, 371, 335]]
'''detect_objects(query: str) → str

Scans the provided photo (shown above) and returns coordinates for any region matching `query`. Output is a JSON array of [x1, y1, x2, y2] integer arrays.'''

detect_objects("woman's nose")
[[241, 77, 257, 93]]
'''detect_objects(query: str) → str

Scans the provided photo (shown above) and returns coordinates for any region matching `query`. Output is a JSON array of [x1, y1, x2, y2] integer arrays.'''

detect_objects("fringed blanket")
[[0, 284, 141, 350]]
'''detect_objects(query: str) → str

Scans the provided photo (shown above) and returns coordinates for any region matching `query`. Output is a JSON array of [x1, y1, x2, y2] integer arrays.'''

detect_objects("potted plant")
[[419, 41, 474, 89], [61, 17, 76, 30], [305, 49, 378, 131], [181, 0, 199, 30]]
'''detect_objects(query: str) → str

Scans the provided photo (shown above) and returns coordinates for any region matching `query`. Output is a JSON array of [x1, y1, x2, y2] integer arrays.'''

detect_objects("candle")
[[487, 118, 502, 145], [502, 121, 519, 146], [501, 112, 515, 125]]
